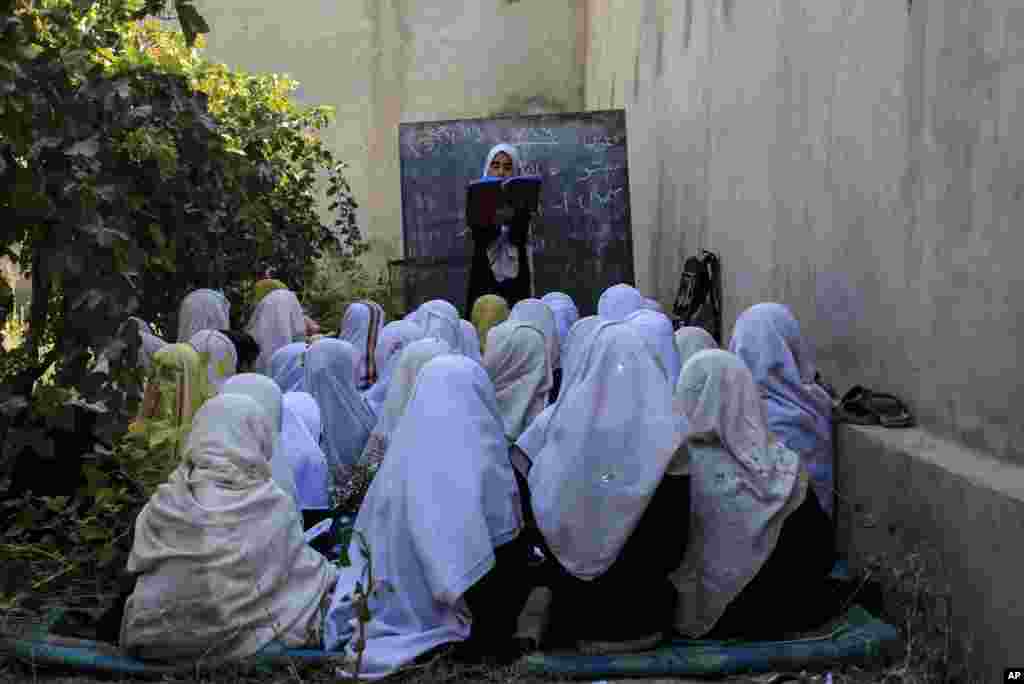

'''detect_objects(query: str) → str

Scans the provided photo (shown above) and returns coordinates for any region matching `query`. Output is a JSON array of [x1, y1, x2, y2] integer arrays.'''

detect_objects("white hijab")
[[459, 320, 483, 363], [670, 350, 805, 637], [483, 321, 550, 441], [304, 339, 376, 475], [481, 143, 524, 282], [516, 322, 682, 580], [597, 283, 645, 321], [324, 355, 521, 678], [269, 342, 308, 393], [509, 298, 559, 392], [122, 394, 337, 661], [177, 289, 230, 342], [281, 392, 330, 511], [360, 338, 451, 466], [675, 326, 718, 369], [625, 309, 682, 387], [246, 289, 306, 375], [362, 320, 426, 417], [560, 315, 602, 382], [540, 292, 579, 367], [189, 329, 238, 393], [729, 303, 835, 517], [339, 301, 386, 390], [413, 300, 463, 353], [641, 297, 664, 312], [221, 373, 301, 508]]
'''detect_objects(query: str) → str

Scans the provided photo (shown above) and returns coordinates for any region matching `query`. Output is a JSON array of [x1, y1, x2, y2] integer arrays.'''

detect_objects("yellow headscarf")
[[471, 294, 510, 354], [252, 279, 288, 306], [129, 343, 213, 468]]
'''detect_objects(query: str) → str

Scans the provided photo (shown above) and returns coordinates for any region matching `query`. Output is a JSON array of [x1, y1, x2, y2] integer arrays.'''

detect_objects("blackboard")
[[397, 110, 634, 316]]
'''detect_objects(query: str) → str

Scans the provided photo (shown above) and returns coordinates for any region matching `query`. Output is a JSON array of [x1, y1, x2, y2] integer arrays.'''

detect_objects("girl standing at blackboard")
[[466, 144, 534, 313]]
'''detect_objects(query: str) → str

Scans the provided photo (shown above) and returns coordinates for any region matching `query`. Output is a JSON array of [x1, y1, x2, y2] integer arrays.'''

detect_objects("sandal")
[[836, 386, 915, 428]]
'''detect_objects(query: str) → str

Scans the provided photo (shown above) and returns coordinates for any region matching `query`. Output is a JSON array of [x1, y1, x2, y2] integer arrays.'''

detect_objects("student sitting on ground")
[[119, 394, 337, 662], [338, 301, 387, 391], [670, 350, 837, 641], [269, 342, 307, 393], [361, 320, 425, 417], [323, 355, 534, 675], [482, 320, 550, 442], [246, 286, 306, 375], [470, 294, 510, 356], [177, 289, 230, 343], [729, 302, 835, 518], [540, 291, 579, 402], [514, 321, 688, 654]]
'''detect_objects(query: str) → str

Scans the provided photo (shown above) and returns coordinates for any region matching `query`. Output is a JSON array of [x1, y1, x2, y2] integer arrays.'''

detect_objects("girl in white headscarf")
[[728, 303, 835, 518], [304, 339, 376, 493], [597, 283, 645, 321], [466, 143, 535, 311], [540, 292, 579, 402], [246, 288, 306, 375], [120, 394, 337, 661], [222, 374, 301, 509], [359, 337, 451, 466], [675, 326, 718, 369], [189, 329, 238, 393], [513, 322, 688, 652], [483, 321, 550, 442], [459, 320, 483, 363], [560, 315, 603, 382], [413, 300, 463, 352], [177, 289, 230, 342], [508, 298, 559, 398], [624, 309, 682, 387], [338, 301, 386, 391], [362, 320, 425, 416], [324, 355, 533, 675], [281, 392, 330, 517], [670, 349, 836, 640], [269, 342, 307, 393]]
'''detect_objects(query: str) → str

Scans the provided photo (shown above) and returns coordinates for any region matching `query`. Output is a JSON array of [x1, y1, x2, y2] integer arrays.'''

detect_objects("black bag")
[[673, 249, 722, 343]]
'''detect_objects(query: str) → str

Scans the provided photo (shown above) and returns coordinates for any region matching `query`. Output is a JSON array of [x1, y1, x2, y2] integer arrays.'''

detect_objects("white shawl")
[[508, 298, 559, 393], [281, 392, 330, 511], [177, 289, 230, 342], [363, 320, 426, 417], [221, 373, 301, 508], [189, 329, 238, 393], [625, 309, 682, 387], [516, 322, 682, 580], [413, 300, 463, 353], [122, 394, 337, 661], [359, 338, 451, 466], [246, 289, 306, 376], [670, 349, 805, 637], [459, 320, 483, 364], [540, 292, 580, 367], [323, 355, 521, 678], [339, 301, 386, 390], [597, 283, 644, 321], [269, 342, 308, 394], [483, 321, 550, 441]]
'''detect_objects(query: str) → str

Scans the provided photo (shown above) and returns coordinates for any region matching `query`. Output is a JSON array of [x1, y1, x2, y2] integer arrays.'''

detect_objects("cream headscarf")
[[483, 321, 550, 441], [246, 288, 307, 375], [540, 292, 580, 367], [669, 350, 806, 638], [177, 289, 230, 342], [675, 326, 718, 369], [508, 298, 559, 393], [122, 394, 337, 662], [324, 355, 521, 678], [362, 320, 426, 417], [625, 309, 682, 387], [359, 337, 451, 466], [413, 300, 463, 353], [516, 322, 682, 580], [189, 329, 238, 393]]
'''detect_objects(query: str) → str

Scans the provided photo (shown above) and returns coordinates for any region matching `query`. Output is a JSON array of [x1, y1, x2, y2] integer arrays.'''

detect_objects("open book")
[[466, 175, 543, 227]]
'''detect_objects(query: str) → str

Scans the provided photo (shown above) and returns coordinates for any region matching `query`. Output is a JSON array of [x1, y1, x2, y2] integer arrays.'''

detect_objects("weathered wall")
[[194, 0, 585, 273], [592, 0, 1024, 466]]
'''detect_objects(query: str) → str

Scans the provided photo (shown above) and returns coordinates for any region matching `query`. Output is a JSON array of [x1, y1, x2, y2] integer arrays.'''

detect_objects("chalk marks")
[[549, 186, 626, 213]]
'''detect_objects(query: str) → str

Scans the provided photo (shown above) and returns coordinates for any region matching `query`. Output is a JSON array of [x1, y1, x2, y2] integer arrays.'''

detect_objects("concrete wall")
[[592, 0, 1024, 467], [193, 0, 585, 274]]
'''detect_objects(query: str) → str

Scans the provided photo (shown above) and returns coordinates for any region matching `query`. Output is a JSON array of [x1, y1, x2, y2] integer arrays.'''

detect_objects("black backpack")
[[673, 249, 722, 344]]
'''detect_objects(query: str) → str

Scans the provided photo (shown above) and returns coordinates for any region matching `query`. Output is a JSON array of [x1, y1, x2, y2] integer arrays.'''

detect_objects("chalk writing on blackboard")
[[577, 163, 626, 184], [508, 127, 560, 146], [581, 133, 625, 150]]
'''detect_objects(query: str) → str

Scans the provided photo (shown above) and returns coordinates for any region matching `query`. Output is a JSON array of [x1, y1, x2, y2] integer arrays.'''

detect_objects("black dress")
[[466, 210, 532, 314], [509, 446, 690, 646], [704, 485, 839, 641]]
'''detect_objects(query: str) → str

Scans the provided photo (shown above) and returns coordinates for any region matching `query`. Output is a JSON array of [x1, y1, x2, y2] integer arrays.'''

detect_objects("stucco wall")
[[194, 0, 584, 273], [593, 0, 1024, 465]]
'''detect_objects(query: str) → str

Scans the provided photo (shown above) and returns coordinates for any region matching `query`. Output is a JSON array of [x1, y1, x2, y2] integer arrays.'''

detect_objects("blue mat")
[[0, 608, 345, 678], [521, 604, 900, 679]]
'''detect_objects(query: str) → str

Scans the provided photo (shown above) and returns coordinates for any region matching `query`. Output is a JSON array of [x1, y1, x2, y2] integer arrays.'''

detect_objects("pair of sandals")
[[834, 385, 914, 428]]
